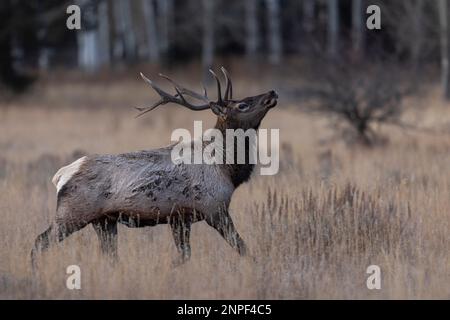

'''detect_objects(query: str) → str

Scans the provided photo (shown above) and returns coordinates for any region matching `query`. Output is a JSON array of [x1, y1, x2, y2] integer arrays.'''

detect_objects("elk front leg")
[[206, 208, 247, 256], [91, 218, 118, 262], [169, 214, 192, 266]]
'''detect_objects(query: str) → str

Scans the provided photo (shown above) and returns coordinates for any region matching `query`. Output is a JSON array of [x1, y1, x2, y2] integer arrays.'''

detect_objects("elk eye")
[[237, 103, 249, 111]]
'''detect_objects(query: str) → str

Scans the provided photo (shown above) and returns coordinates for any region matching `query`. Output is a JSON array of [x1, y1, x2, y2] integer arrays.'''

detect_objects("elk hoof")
[[171, 255, 189, 268]]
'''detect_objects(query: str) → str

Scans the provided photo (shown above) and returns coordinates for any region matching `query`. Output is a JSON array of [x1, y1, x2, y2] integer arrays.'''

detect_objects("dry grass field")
[[0, 74, 449, 299]]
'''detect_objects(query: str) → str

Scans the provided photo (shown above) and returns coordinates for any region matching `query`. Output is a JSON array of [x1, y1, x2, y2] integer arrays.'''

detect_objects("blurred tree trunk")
[[0, 0, 34, 91], [157, 0, 173, 59], [265, 0, 282, 65], [76, 0, 99, 72], [411, 0, 424, 74], [77, 29, 98, 72], [112, 0, 136, 62], [327, 0, 339, 59], [439, 0, 450, 99], [37, 2, 50, 71], [121, 0, 137, 61], [133, 0, 147, 60], [97, 1, 110, 67], [302, 0, 315, 54], [108, 0, 121, 63], [352, 0, 364, 57], [0, 0, 16, 85], [303, 0, 315, 34], [202, 0, 215, 82], [108, 0, 124, 65], [245, 0, 259, 60], [142, 0, 159, 63]]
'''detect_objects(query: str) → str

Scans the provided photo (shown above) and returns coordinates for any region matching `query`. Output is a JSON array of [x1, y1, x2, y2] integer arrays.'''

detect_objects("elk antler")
[[159, 74, 209, 103], [221, 66, 233, 100], [137, 67, 232, 117], [136, 73, 211, 117], [208, 69, 223, 105]]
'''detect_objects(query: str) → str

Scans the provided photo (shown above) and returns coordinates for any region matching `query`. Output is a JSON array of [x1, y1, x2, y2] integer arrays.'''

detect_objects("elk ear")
[[210, 103, 227, 116]]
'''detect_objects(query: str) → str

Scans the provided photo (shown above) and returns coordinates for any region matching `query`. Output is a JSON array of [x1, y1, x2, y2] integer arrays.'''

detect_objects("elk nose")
[[269, 90, 278, 99]]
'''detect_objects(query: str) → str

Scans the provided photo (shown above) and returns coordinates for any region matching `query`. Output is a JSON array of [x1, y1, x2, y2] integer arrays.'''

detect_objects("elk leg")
[[31, 226, 53, 271], [92, 218, 118, 261], [169, 214, 192, 265], [206, 210, 247, 256], [31, 220, 86, 271]]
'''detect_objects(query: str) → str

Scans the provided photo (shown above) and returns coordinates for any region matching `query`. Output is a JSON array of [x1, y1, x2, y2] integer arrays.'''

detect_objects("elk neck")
[[213, 116, 261, 188]]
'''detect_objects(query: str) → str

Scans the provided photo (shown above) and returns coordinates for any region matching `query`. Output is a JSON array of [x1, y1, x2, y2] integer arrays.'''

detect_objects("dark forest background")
[[0, 1, 447, 92], [3, 0, 450, 145]]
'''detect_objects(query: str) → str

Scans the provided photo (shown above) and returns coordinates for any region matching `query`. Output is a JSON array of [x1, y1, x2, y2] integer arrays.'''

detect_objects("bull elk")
[[31, 67, 278, 268]]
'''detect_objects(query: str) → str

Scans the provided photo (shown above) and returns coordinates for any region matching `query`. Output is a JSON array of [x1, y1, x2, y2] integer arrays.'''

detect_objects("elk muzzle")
[[262, 90, 278, 109]]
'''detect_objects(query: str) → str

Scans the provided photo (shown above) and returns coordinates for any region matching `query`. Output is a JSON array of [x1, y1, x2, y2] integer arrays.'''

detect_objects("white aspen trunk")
[[439, 0, 450, 99], [202, 0, 215, 81], [352, 0, 364, 56], [76, 0, 99, 72], [77, 31, 99, 71], [38, 48, 51, 70], [265, 0, 282, 65], [327, 0, 339, 59], [36, 25, 49, 70], [245, 0, 259, 59]]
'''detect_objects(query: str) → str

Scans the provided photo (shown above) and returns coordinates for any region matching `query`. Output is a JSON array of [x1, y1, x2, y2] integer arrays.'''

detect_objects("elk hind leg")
[[169, 214, 192, 266], [91, 218, 118, 261], [31, 220, 86, 271]]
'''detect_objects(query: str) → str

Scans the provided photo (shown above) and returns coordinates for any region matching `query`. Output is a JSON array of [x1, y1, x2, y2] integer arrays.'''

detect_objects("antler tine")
[[134, 102, 165, 118], [138, 72, 210, 116], [220, 66, 233, 100], [140, 72, 167, 98], [209, 69, 223, 104], [159, 74, 209, 103], [202, 84, 208, 99]]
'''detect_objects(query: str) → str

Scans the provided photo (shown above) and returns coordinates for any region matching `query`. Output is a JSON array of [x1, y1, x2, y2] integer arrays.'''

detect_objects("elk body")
[[31, 67, 278, 267]]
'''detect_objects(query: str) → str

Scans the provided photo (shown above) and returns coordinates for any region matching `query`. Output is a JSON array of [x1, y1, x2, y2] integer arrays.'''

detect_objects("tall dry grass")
[[0, 78, 449, 299]]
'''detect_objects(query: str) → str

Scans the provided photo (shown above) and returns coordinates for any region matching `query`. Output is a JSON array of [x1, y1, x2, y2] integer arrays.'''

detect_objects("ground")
[[0, 75, 449, 299]]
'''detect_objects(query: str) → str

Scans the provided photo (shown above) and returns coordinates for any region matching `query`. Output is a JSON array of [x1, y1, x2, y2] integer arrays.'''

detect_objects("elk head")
[[137, 67, 277, 130]]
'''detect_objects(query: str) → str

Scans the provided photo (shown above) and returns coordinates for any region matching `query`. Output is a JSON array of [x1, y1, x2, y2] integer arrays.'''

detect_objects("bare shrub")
[[298, 58, 413, 146]]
